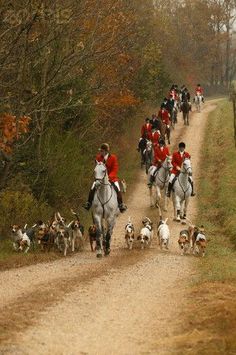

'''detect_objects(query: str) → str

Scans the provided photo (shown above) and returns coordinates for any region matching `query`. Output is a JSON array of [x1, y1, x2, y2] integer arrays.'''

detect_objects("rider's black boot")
[[117, 190, 127, 213], [148, 174, 155, 187], [166, 182, 173, 197], [83, 188, 95, 210], [189, 179, 196, 196]]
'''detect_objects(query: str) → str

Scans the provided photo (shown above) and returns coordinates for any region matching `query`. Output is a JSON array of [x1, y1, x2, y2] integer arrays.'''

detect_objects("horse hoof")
[[104, 248, 110, 256], [96, 252, 103, 258]]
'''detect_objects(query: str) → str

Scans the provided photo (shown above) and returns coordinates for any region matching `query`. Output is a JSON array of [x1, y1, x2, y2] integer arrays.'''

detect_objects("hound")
[[11, 225, 31, 253], [157, 218, 170, 250], [68, 209, 85, 252], [67, 220, 84, 252], [137, 217, 153, 249], [37, 221, 55, 252], [178, 229, 190, 255], [54, 212, 71, 256], [188, 224, 207, 257], [88, 225, 97, 252], [125, 217, 135, 250]]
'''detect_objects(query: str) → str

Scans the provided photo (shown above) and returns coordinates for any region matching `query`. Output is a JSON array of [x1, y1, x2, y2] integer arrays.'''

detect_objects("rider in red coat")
[[158, 107, 170, 126], [96, 152, 119, 182], [141, 118, 152, 139], [151, 129, 161, 145], [148, 138, 170, 186], [166, 142, 195, 197], [153, 140, 170, 167], [195, 84, 204, 102], [83, 143, 127, 212]]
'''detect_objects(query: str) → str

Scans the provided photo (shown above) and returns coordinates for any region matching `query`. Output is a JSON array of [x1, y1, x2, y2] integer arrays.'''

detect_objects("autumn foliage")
[[0, 0, 235, 212], [0, 114, 30, 153]]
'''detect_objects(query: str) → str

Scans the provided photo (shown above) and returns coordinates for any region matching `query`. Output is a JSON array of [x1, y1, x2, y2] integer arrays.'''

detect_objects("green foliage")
[[0, 181, 52, 237]]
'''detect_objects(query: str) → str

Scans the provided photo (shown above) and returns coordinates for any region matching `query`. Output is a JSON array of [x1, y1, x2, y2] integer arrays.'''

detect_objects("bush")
[[0, 184, 52, 238]]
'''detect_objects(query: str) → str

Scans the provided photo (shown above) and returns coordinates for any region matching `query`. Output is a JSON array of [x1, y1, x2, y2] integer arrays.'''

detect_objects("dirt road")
[[0, 101, 217, 355]]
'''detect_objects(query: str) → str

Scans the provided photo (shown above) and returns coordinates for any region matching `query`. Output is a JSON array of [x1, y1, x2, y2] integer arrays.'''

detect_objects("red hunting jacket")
[[151, 130, 161, 145], [96, 153, 119, 182], [158, 109, 170, 126], [153, 146, 170, 166], [171, 151, 191, 174], [195, 87, 203, 95], [141, 123, 152, 138]]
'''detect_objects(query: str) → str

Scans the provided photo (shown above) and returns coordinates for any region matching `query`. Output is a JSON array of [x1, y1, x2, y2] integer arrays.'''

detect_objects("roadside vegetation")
[[176, 99, 236, 353]]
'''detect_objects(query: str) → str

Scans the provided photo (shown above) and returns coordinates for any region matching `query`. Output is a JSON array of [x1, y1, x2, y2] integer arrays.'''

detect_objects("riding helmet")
[[179, 142, 186, 149], [159, 138, 165, 146], [100, 143, 110, 152]]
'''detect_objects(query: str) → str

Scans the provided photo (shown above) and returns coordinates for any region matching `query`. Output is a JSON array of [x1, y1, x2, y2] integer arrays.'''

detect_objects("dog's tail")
[[184, 217, 194, 227], [71, 208, 79, 220]]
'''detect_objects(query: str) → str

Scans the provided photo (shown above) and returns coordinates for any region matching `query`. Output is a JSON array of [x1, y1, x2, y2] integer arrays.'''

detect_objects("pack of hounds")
[[10, 211, 206, 257], [125, 216, 207, 257], [11, 210, 86, 257]]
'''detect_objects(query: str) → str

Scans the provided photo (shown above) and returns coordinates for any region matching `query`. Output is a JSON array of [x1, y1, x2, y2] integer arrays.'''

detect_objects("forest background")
[[0, 0, 236, 233]]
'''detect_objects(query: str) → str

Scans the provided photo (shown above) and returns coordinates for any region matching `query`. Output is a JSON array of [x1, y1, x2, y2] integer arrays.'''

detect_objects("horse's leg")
[[93, 216, 103, 258], [183, 197, 190, 220], [163, 185, 168, 212], [105, 217, 116, 256], [174, 195, 181, 222], [149, 186, 154, 208], [155, 186, 162, 219], [166, 127, 170, 144]]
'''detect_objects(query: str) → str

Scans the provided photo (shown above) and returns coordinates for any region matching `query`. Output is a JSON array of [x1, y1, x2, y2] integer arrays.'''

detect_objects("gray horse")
[[143, 140, 153, 174], [172, 158, 193, 222], [92, 162, 119, 258], [148, 156, 173, 216], [194, 93, 202, 112]]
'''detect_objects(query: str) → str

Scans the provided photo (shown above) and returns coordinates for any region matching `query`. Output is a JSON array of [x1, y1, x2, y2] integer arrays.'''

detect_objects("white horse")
[[92, 162, 119, 258], [148, 156, 173, 217], [172, 158, 193, 222], [194, 92, 202, 112], [144, 140, 153, 174]]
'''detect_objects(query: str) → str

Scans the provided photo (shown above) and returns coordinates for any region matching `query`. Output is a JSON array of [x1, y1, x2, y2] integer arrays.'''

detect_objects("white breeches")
[[149, 165, 157, 176], [169, 173, 193, 183], [92, 180, 120, 191]]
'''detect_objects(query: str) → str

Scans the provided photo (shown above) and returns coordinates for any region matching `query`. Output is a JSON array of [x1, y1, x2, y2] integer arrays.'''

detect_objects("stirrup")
[[83, 202, 91, 210], [119, 203, 127, 213]]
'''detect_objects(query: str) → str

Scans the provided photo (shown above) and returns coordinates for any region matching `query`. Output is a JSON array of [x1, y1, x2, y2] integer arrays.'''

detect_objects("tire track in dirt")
[[0, 101, 217, 354]]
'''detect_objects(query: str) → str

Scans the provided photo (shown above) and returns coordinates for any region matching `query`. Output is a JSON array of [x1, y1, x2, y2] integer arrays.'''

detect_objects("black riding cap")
[[179, 142, 186, 148], [100, 143, 110, 151]]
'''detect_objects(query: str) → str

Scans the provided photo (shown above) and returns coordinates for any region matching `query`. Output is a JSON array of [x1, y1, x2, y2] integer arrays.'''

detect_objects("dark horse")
[[160, 122, 170, 145], [181, 100, 191, 126]]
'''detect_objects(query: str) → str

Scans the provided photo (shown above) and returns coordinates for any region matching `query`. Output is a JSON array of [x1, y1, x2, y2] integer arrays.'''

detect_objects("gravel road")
[[0, 101, 217, 355]]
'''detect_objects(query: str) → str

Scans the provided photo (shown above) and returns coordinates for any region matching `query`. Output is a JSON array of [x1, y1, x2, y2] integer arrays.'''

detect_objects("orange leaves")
[[94, 90, 139, 111], [0, 114, 31, 153]]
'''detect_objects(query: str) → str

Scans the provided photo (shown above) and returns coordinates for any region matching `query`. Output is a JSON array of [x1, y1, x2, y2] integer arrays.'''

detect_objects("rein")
[[177, 169, 191, 198], [95, 169, 114, 215], [155, 164, 170, 188]]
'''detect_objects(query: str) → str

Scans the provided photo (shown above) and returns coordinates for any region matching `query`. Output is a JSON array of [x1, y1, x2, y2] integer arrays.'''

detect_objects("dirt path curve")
[[0, 101, 217, 355]]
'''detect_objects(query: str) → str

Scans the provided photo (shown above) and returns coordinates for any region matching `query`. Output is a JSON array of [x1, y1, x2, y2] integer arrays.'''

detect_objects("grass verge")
[[176, 99, 236, 354]]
